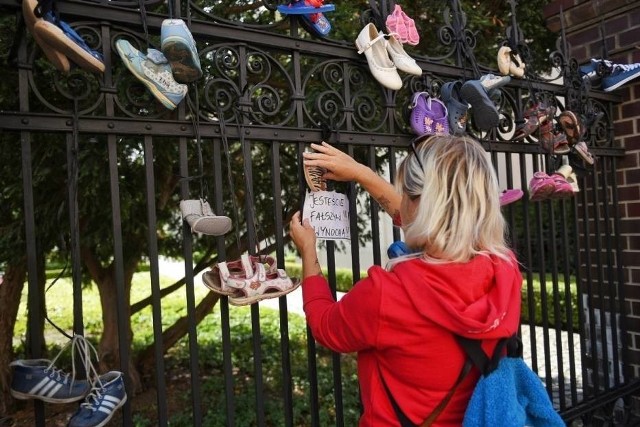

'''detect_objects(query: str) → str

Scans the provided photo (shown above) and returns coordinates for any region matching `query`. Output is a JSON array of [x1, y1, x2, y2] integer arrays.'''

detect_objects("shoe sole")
[[161, 38, 202, 84], [10, 388, 87, 404], [33, 20, 105, 74], [86, 394, 127, 427], [228, 278, 302, 306], [202, 270, 241, 296], [115, 41, 178, 110], [460, 82, 499, 130], [21, 0, 70, 72], [603, 70, 640, 92]]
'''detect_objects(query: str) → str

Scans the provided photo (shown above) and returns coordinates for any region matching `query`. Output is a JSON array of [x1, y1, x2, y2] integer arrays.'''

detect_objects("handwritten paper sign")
[[302, 190, 350, 240]]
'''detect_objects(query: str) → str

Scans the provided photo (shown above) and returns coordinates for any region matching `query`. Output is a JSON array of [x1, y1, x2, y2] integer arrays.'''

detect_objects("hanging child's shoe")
[[180, 199, 232, 236], [10, 359, 91, 403], [115, 39, 188, 110], [460, 79, 499, 131], [355, 23, 402, 90], [440, 81, 469, 135], [383, 32, 422, 76], [32, 9, 105, 73], [9, 334, 98, 404], [67, 371, 127, 427], [277, 0, 335, 38], [409, 92, 449, 136], [161, 19, 203, 83], [21, 0, 70, 72]]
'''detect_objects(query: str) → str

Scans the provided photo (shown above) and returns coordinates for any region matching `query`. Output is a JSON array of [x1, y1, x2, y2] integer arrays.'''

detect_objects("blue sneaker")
[[115, 39, 188, 110], [68, 371, 127, 427], [579, 58, 615, 82], [10, 359, 91, 403], [602, 61, 640, 92], [160, 19, 202, 83]]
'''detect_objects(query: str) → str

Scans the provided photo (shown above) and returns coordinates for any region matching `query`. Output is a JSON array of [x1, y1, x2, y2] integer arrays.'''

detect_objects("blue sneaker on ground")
[[115, 39, 188, 110], [160, 19, 202, 83], [10, 359, 91, 403], [68, 371, 127, 427]]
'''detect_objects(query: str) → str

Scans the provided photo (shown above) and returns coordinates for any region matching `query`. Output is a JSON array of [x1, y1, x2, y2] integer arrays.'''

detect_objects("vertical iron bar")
[[178, 134, 203, 426], [66, 133, 84, 337], [271, 141, 295, 427], [368, 147, 382, 267], [142, 137, 168, 425], [106, 136, 132, 426], [600, 158, 622, 386]]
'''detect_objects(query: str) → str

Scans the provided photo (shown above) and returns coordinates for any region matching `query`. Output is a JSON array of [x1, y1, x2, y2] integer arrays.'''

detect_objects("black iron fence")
[[1, 0, 638, 425]]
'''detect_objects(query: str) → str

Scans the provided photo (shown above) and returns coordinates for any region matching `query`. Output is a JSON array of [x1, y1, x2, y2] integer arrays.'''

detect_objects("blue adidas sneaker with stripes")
[[68, 371, 127, 427], [10, 359, 91, 403]]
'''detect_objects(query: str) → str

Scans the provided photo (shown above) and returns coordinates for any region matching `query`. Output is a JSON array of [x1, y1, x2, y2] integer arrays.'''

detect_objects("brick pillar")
[[544, 0, 640, 403]]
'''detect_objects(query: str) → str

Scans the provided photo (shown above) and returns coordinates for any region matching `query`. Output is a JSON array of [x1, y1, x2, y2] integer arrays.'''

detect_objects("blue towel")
[[463, 357, 565, 427]]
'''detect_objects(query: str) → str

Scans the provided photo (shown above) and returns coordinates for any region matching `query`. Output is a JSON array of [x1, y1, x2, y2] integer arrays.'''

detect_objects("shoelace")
[[80, 385, 105, 411], [611, 62, 640, 73], [47, 334, 101, 393]]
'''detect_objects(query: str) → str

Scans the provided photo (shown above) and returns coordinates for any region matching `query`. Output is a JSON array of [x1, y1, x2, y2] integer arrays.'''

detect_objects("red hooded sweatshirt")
[[302, 252, 522, 426]]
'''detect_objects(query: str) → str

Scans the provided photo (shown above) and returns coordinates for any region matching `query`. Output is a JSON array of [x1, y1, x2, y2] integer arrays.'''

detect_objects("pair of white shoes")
[[355, 23, 422, 90]]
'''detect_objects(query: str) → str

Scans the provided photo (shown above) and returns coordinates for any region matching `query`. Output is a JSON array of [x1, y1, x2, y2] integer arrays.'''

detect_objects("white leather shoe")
[[355, 23, 402, 90], [383, 32, 422, 76]]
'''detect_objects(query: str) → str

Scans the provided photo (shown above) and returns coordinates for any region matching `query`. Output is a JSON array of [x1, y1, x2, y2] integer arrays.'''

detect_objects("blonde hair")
[[398, 135, 510, 263]]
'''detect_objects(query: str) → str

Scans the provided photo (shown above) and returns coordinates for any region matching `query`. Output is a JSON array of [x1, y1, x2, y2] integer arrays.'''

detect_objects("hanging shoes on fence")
[[67, 371, 127, 427], [409, 92, 449, 136], [21, 0, 70, 72], [356, 23, 402, 90], [204, 253, 301, 306], [459, 79, 500, 131], [115, 39, 188, 110], [385, 4, 419, 45], [277, 0, 336, 38], [382, 32, 422, 76], [440, 81, 469, 135], [513, 103, 556, 141], [497, 46, 525, 78], [161, 19, 203, 83], [24, 0, 104, 73], [10, 334, 127, 427], [180, 199, 232, 236]]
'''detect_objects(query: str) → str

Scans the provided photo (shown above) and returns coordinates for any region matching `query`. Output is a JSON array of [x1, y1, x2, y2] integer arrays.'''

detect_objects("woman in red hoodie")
[[289, 135, 523, 426]]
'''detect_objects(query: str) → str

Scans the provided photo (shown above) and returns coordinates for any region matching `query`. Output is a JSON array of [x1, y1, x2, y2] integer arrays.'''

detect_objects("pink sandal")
[[572, 140, 595, 165], [385, 4, 419, 45], [499, 189, 523, 206], [227, 261, 301, 307], [203, 254, 277, 296]]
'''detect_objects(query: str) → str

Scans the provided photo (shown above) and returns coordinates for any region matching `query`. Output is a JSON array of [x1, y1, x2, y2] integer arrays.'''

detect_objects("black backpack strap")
[[378, 358, 473, 427], [455, 335, 515, 375]]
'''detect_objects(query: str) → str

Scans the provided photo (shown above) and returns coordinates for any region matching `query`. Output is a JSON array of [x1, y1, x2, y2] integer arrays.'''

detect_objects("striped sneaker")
[[68, 371, 127, 427], [10, 359, 91, 403]]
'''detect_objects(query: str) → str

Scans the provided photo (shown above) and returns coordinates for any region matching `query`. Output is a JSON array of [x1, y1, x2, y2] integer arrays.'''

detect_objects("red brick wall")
[[543, 0, 640, 379]]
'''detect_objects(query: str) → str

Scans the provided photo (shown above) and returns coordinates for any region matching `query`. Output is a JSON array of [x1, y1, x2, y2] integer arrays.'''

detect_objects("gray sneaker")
[[115, 39, 188, 110]]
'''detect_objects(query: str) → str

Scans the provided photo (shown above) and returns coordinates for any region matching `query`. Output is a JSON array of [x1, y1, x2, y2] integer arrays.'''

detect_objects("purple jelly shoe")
[[409, 92, 449, 136]]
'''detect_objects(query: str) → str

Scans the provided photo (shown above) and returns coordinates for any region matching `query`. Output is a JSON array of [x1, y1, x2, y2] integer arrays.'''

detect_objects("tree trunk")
[[137, 291, 221, 374], [0, 262, 27, 416], [82, 247, 143, 394]]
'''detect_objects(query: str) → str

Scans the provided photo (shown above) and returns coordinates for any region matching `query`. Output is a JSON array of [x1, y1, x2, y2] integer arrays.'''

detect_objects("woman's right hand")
[[303, 142, 365, 182]]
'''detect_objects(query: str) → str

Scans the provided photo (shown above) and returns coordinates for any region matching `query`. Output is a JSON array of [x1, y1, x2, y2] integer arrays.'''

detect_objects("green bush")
[[521, 276, 579, 328], [285, 264, 367, 293]]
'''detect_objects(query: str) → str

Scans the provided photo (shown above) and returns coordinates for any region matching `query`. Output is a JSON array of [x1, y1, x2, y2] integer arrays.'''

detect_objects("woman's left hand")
[[289, 211, 317, 257]]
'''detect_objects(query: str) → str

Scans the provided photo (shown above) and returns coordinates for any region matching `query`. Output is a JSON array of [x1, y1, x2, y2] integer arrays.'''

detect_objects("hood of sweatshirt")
[[390, 253, 522, 339]]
